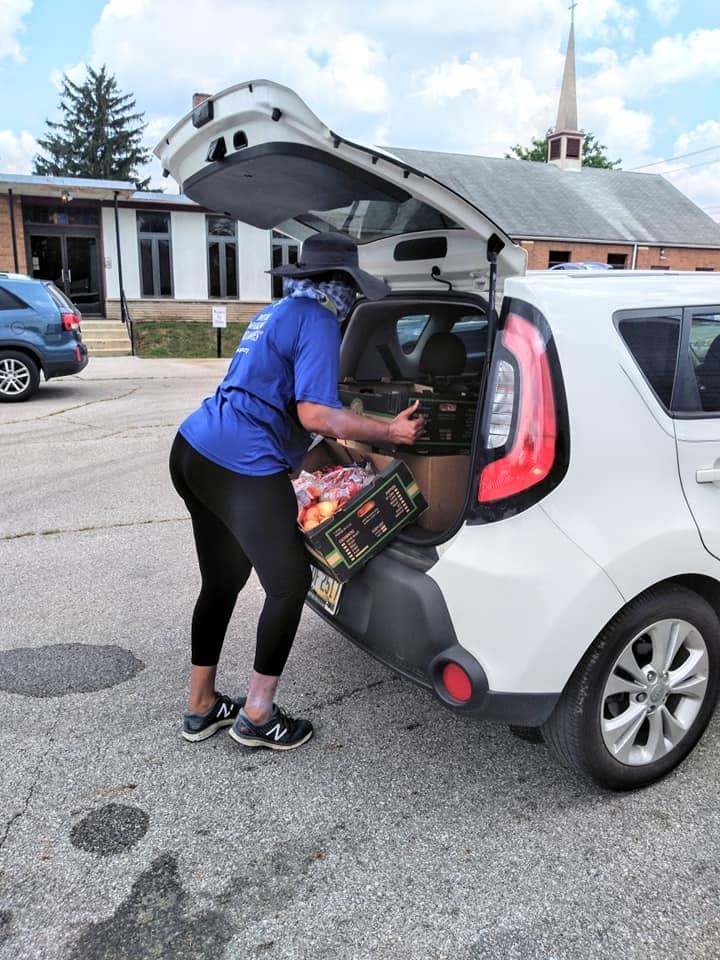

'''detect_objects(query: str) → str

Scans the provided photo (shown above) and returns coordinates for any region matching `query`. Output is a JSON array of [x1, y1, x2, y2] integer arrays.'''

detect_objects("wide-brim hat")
[[268, 231, 391, 300]]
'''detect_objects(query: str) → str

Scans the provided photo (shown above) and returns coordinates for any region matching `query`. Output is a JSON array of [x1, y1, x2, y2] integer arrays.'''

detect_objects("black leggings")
[[169, 433, 311, 675]]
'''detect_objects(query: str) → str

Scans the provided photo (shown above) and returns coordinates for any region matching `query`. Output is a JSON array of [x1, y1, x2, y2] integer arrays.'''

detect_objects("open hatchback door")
[[155, 79, 526, 291]]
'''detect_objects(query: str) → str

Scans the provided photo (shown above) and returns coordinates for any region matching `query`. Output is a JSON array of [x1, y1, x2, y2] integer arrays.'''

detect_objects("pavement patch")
[[69, 804, 150, 856], [0, 643, 144, 698], [67, 853, 234, 960]]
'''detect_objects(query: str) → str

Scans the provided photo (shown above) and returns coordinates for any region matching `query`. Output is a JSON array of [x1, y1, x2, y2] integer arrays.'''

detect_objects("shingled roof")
[[388, 148, 720, 249]]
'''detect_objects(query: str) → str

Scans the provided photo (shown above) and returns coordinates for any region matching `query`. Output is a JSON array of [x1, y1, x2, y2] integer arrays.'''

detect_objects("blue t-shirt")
[[179, 296, 342, 475]]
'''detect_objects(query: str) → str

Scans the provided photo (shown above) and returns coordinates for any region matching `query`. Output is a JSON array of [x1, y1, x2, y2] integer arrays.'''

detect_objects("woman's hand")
[[387, 400, 425, 445]]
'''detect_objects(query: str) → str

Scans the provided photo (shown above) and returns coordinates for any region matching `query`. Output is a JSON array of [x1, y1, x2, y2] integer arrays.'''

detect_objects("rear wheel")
[[542, 585, 720, 790], [0, 351, 40, 402]]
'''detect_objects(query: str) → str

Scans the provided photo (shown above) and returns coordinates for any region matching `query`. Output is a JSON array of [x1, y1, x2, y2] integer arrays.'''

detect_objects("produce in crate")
[[293, 462, 375, 531]]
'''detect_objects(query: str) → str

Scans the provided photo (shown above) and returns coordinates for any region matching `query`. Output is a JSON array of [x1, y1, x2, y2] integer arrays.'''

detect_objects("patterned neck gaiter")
[[283, 277, 357, 320]]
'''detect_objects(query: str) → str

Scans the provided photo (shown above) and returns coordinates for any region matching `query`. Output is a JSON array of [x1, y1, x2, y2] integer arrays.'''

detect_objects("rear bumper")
[[44, 343, 88, 379], [306, 544, 559, 725]]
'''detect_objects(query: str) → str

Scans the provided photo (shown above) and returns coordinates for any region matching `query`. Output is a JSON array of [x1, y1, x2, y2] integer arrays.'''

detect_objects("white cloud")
[[582, 28, 720, 101], [579, 95, 653, 162], [646, 0, 680, 25], [673, 120, 720, 157], [0, 0, 32, 62], [0, 129, 39, 173]]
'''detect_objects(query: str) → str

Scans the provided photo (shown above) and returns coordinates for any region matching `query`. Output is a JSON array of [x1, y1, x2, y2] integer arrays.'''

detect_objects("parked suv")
[[0, 273, 88, 402], [158, 80, 720, 789]]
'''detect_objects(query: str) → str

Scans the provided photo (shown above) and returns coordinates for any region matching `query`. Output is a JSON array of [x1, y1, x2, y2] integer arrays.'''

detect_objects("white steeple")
[[547, 3, 583, 171]]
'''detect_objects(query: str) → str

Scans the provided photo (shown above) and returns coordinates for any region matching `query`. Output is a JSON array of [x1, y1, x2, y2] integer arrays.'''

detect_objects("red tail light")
[[61, 311, 81, 332], [478, 312, 557, 503]]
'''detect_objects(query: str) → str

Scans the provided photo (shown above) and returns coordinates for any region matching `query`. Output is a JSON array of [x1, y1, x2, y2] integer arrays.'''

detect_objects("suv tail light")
[[61, 311, 81, 332], [478, 310, 561, 504]]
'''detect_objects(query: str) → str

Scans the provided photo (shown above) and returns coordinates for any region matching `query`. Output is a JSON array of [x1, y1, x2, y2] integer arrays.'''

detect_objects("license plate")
[[309, 565, 343, 615]]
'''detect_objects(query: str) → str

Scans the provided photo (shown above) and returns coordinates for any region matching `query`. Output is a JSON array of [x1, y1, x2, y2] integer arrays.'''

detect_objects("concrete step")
[[80, 319, 133, 356], [88, 345, 132, 357]]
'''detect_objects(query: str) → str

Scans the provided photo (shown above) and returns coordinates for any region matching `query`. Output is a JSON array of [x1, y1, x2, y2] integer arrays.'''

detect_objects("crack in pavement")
[[309, 676, 399, 711], [0, 713, 60, 855], [0, 516, 188, 541], [0, 386, 140, 425]]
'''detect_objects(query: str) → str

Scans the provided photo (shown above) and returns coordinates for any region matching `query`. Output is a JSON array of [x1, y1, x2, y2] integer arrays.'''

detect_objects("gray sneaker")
[[182, 693, 245, 742], [229, 705, 313, 751]]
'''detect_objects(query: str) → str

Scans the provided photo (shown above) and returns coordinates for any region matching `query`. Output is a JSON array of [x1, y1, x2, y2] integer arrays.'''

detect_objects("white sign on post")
[[212, 306, 227, 328]]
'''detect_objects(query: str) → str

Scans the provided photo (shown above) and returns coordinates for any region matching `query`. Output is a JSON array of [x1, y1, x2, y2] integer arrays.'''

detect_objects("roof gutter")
[[515, 234, 720, 250]]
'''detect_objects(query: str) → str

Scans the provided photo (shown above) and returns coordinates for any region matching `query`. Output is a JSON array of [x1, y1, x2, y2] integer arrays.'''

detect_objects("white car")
[[158, 80, 720, 790]]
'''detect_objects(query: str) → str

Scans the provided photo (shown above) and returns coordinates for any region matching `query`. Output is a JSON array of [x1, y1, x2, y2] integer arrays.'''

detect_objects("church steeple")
[[547, 3, 583, 171]]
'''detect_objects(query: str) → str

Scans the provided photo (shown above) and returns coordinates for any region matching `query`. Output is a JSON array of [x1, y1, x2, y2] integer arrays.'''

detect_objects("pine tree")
[[33, 65, 152, 189], [506, 129, 621, 169]]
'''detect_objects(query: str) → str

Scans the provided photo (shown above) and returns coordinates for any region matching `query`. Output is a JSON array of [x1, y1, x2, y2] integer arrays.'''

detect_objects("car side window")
[[0, 287, 26, 310], [617, 314, 681, 409], [688, 312, 720, 413], [450, 316, 488, 374], [396, 315, 430, 355]]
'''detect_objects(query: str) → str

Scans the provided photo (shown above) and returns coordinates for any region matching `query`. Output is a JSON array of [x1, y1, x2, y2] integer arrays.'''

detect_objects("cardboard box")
[[339, 441, 470, 532], [299, 440, 428, 582]]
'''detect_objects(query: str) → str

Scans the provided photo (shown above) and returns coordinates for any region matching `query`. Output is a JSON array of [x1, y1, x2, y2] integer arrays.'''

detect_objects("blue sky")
[[2, 0, 719, 220]]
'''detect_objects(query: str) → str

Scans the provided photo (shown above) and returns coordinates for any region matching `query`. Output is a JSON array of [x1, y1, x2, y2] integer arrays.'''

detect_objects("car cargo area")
[[322, 293, 487, 542]]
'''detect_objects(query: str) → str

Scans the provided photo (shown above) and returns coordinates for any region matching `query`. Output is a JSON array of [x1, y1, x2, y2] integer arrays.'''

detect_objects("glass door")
[[28, 232, 103, 315], [30, 235, 64, 290], [65, 236, 101, 312]]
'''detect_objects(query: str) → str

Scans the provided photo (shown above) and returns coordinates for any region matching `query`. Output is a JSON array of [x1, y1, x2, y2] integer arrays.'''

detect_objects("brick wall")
[[106, 298, 270, 323], [0, 195, 27, 274], [517, 239, 720, 271]]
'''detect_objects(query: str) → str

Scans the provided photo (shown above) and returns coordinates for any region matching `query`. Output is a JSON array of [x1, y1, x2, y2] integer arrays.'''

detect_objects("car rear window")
[[45, 282, 75, 312]]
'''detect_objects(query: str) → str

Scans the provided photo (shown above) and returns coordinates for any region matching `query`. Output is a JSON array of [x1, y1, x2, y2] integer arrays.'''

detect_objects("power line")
[[630, 143, 720, 171], [660, 156, 720, 176]]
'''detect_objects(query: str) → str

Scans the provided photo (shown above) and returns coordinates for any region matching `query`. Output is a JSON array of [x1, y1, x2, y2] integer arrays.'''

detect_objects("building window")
[[137, 212, 172, 297], [271, 230, 299, 299], [548, 250, 571, 268], [207, 216, 238, 298], [549, 139, 561, 161], [607, 253, 627, 269], [696, 267, 715, 272], [23, 203, 99, 226], [566, 137, 581, 159]]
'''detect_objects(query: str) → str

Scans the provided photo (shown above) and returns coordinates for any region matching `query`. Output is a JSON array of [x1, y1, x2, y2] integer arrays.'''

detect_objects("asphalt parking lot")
[[1, 356, 720, 960]]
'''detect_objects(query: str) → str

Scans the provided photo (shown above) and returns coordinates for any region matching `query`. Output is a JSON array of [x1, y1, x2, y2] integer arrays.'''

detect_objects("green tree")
[[506, 128, 621, 169], [33, 65, 152, 189]]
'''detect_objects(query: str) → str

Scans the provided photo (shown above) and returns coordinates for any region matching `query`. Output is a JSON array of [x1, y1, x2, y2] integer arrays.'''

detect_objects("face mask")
[[316, 278, 357, 320], [283, 277, 357, 320]]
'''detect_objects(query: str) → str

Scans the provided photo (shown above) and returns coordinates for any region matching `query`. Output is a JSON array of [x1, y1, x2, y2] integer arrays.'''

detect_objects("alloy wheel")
[[600, 618, 709, 766], [0, 357, 32, 397]]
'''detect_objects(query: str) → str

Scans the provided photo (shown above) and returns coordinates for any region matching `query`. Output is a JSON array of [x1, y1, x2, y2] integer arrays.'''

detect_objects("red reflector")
[[61, 311, 80, 332], [442, 662, 473, 702], [478, 312, 556, 502]]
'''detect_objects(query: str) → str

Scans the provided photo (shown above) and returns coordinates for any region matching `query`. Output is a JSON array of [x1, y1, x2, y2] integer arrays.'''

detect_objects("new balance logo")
[[217, 701, 232, 719], [266, 723, 287, 742]]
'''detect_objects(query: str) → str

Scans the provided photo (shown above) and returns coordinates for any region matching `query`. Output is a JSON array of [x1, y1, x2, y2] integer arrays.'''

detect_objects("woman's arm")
[[297, 400, 425, 447]]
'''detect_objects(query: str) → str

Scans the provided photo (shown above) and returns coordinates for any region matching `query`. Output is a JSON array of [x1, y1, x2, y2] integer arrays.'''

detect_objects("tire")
[[542, 585, 720, 791], [0, 351, 40, 402]]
